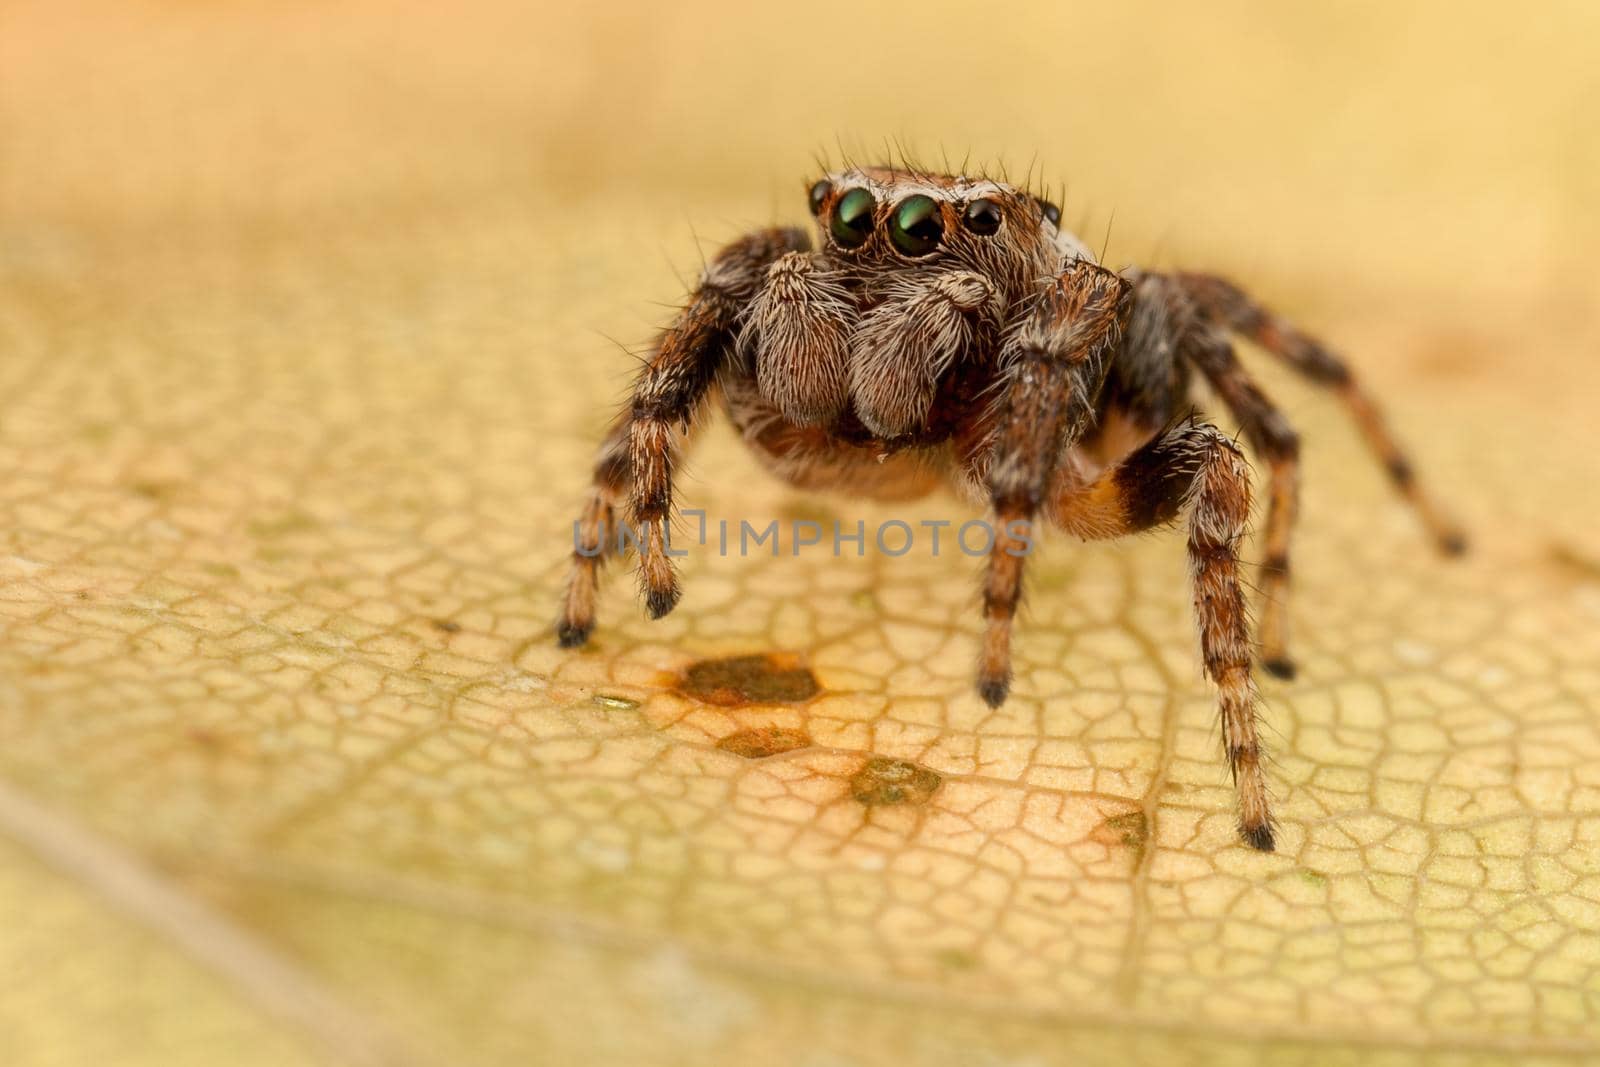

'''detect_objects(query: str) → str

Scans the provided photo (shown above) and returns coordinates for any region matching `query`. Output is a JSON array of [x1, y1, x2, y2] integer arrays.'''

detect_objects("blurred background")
[[2, 2, 1598, 1066], [6, 1, 1596, 301]]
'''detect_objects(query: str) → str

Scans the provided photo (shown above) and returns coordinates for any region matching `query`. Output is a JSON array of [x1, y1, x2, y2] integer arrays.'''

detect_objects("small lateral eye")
[[890, 194, 943, 256], [1036, 198, 1062, 227], [808, 180, 830, 216], [962, 198, 1003, 235], [830, 187, 874, 248]]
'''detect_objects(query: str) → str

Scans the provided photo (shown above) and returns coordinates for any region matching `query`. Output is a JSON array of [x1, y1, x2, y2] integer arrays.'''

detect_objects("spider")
[[556, 164, 1464, 852]]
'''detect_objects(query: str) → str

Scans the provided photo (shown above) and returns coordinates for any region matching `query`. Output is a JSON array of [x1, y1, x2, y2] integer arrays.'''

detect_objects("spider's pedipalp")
[[740, 251, 853, 426], [848, 270, 998, 438]]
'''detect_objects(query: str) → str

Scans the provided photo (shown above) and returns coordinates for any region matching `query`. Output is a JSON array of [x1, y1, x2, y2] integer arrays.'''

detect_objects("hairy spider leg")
[[978, 260, 1130, 708], [557, 227, 810, 643], [1049, 416, 1276, 851], [1179, 273, 1466, 556]]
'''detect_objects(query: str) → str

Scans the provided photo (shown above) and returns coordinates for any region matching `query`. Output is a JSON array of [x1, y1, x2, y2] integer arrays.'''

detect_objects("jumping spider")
[[557, 165, 1464, 851]]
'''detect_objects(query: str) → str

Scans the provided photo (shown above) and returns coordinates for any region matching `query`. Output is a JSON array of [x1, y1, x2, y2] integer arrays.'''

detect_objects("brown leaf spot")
[[129, 480, 175, 500], [1410, 329, 1495, 379], [1091, 810, 1149, 864], [716, 726, 812, 759], [246, 510, 318, 538], [187, 727, 222, 750], [679, 653, 819, 706], [1549, 542, 1600, 580], [933, 947, 978, 970], [779, 499, 839, 526], [431, 619, 462, 633], [849, 757, 942, 807]]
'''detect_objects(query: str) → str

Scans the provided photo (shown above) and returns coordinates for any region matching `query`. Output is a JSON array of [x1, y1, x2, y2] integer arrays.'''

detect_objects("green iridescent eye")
[[889, 195, 943, 256], [830, 187, 874, 248]]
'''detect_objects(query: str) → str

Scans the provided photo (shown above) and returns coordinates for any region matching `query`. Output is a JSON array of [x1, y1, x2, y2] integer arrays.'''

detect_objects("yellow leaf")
[[2, 3, 1598, 1066]]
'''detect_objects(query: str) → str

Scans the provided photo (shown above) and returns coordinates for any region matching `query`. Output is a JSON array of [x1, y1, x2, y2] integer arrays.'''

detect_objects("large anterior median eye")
[[830, 187, 874, 248], [889, 195, 942, 256]]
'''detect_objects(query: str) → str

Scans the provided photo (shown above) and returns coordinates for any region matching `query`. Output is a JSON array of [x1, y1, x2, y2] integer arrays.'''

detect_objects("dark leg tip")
[[977, 675, 1010, 709], [645, 584, 680, 620], [1241, 822, 1277, 853], [1261, 655, 1297, 681], [1439, 531, 1469, 557], [556, 620, 592, 648]]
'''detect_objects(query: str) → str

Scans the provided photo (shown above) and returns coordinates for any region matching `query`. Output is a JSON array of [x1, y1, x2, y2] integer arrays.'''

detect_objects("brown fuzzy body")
[[557, 165, 1464, 853]]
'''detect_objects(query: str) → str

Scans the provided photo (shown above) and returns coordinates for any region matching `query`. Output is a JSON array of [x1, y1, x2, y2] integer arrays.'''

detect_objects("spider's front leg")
[[557, 227, 809, 646], [978, 260, 1131, 707]]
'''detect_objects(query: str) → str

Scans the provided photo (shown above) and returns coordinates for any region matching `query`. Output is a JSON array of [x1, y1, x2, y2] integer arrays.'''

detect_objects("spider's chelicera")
[[557, 164, 1465, 852]]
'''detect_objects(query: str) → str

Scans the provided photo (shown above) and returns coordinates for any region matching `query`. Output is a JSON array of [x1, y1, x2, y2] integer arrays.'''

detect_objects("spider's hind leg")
[[1180, 324, 1302, 679], [1179, 272, 1466, 555], [1103, 271, 1299, 677], [1050, 418, 1276, 851]]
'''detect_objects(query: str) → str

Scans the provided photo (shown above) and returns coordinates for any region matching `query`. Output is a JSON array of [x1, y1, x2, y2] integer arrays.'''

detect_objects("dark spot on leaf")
[[187, 727, 223, 751], [1549, 542, 1600, 580], [1091, 810, 1149, 864], [850, 756, 941, 807], [1410, 330, 1494, 379], [780, 499, 838, 526], [431, 618, 461, 633], [679, 653, 819, 706], [716, 726, 812, 759], [933, 947, 978, 970], [247, 510, 318, 538]]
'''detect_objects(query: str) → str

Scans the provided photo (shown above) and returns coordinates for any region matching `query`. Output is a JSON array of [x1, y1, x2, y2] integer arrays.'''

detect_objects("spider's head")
[[805, 167, 1091, 284]]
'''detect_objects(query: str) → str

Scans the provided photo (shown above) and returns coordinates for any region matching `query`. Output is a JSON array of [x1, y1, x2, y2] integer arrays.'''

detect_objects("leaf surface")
[[2, 3, 1598, 1065]]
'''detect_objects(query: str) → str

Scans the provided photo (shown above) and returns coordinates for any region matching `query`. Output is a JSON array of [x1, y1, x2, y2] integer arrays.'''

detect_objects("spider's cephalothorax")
[[557, 165, 1465, 853]]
